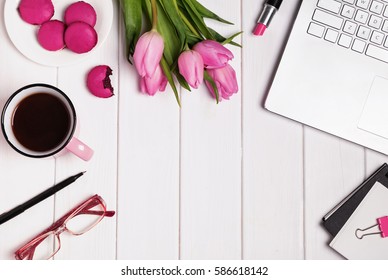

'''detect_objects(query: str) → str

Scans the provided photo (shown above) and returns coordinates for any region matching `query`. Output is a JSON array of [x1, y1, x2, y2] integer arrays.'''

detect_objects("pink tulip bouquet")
[[119, 0, 241, 105]]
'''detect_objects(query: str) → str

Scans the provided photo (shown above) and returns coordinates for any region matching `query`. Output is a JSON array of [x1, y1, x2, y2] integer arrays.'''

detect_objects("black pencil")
[[0, 171, 86, 225]]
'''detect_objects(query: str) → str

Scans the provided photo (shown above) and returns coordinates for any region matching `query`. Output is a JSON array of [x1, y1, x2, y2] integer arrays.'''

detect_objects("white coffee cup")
[[1, 83, 93, 161]]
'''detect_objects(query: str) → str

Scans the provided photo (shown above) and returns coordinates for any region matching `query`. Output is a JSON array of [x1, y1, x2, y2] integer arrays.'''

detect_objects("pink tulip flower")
[[178, 50, 204, 89], [193, 40, 234, 69], [140, 65, 168, 96], [205, 64, 238, 101], [133, 30, 164, 78]]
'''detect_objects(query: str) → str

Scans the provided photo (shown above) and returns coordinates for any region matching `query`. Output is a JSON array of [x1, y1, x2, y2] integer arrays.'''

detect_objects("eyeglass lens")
[[21, 200, 106, 260]]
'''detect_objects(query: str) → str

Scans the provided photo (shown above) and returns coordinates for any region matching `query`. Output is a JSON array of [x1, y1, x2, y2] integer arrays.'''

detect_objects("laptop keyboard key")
[[371, 30, 385, 44], [384, 6, 388, 17], [369, 14, 383, 28], [342, 5, 356, 18], [370, 1, 384, 14], [343, 20, 358, 34], [382, 20, 388, 32], [325, 29, 339, 42], [356, 0, 371, 9], [307, 22, 325, 37], [352, 39, 367, 52], [318, 0, 342, 14], [357, 25, 372, 39], [366, 44, 388, 61], [313, 9, 344, 29], [355, 9, 369, 23], [338, 33, 353, 47]]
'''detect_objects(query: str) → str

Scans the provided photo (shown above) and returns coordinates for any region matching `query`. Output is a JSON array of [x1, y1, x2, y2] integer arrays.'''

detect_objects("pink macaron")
[[64, 21, 98, 54], [37, 20, 66, 51], [18, 0, 54, 25], [64, 1, 97, 27]]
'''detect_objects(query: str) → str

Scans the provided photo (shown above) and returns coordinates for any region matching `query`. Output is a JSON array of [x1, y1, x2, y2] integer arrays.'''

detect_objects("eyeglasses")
[[15, 194, 115, 260]]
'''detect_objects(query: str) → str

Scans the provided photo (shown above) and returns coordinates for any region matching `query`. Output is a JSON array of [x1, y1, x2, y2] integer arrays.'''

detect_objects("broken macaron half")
[[87, 65, 114, 98]]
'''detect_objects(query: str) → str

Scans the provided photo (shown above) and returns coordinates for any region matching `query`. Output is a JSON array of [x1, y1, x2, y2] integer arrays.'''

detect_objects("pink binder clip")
[[355, 216, 388, 239]]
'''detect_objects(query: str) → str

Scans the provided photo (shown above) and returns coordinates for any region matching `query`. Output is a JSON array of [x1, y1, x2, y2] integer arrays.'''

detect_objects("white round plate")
[[4, 0, 113, 67]]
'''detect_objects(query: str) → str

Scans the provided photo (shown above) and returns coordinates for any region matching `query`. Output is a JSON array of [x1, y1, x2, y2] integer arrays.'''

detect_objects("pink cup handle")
[[65, 137, 94, 161]]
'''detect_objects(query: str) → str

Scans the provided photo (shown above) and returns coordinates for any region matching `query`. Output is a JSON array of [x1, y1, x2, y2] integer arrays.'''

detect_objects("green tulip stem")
[[179, 10, 200, 37], [151, 0, 158, 30]]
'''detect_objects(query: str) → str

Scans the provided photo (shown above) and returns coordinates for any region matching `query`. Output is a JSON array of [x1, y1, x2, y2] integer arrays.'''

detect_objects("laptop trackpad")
[[358, 76, 388, 139]]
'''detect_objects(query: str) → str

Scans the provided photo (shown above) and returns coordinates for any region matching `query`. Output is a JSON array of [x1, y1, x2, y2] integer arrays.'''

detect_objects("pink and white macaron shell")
[[18, 0, 54, 25], [64, 21, 98, 54], [64, 1, 97, 27], [37, 20, 66, 51]]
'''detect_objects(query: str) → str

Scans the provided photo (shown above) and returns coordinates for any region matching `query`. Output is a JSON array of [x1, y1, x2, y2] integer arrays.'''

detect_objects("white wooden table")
[[0, 0, 386, 260]]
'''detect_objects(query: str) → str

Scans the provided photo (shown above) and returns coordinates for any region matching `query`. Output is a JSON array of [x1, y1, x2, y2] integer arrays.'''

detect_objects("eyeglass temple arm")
[[15, 246, 36, 260], [80, 209, 115, 217]]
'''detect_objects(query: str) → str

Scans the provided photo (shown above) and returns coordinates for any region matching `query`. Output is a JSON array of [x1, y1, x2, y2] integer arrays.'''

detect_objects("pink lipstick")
[[253, 0, 283, 36]]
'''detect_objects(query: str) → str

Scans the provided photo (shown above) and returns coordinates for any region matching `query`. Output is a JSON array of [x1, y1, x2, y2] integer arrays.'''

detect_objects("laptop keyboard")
[[308, 0, 388, 63]]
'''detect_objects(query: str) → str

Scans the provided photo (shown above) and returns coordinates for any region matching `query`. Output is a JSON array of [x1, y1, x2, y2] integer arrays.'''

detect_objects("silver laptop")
[[266, 0, 388, 155]]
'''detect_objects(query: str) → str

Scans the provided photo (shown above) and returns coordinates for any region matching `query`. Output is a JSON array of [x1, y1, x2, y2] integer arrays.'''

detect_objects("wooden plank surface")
[[53, 1, 119, 260], [179, 0, 242, 260], [0, 0, 56, 259], [242, 0, 304, 259], [304, 128, 365, 259], [116, 5, 180, 259]]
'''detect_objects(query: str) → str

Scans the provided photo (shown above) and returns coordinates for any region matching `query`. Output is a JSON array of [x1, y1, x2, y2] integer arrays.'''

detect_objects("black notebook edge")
[[322, 163, 388, 237]]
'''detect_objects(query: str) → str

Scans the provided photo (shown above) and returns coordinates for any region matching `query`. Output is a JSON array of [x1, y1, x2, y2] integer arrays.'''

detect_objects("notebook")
[[265, 0, 388, 155], [322, 163, 388, 236], [329, 181, 388, 259]]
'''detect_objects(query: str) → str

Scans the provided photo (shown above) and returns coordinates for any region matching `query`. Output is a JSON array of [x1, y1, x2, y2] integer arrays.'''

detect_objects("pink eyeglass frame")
[[15, 194, 115, 260]]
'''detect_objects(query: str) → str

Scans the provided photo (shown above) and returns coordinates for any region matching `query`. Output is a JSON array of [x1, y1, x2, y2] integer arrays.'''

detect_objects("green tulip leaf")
[[159, 0, 187, 52], [208, 28, 242, 48], [186, 33, 202, 47], [222, 31, 243, 46], [119, 0, 142, 59], [190, 0, 233, 25], [181, 0, 215, 40], [161, 57, 181, 106], [204, 70, 219, 104], [176, 2, 201, 38]]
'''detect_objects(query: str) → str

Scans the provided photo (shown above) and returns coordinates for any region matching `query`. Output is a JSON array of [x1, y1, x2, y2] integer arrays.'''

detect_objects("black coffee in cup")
[[12, 93, 71, 152]]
